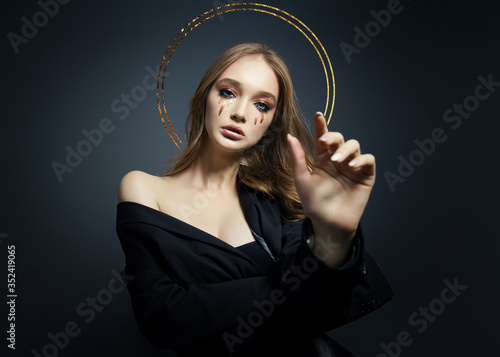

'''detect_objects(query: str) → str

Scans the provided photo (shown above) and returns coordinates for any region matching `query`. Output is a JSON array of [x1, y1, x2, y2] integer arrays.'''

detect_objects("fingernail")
[[319, 135, 328, 142], [316, 111, 324, 116], [331, 153, 342, 161], [348, 159, 358, 167]]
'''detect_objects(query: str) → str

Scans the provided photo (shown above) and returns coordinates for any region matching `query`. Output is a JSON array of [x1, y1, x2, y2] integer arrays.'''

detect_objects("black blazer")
[[116, 179, 393, 356]]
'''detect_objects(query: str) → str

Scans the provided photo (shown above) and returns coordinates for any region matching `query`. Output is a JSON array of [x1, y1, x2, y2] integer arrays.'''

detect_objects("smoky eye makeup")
[[255, 102, 271, 112], [215, 78, 276, 114], [218, 88, 235, 98]]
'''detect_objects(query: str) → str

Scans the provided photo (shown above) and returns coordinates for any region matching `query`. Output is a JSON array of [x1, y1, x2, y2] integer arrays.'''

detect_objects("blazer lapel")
[[237, 178, 283, 258]]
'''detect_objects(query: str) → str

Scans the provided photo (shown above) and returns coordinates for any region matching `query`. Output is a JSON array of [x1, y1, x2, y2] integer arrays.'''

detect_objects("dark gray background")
[[1, 0, 499, 356]]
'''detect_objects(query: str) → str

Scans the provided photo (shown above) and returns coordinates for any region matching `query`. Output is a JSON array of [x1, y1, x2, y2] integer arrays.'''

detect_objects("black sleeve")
[[117, 218, 391, 354], [276, 218, 393, 331]]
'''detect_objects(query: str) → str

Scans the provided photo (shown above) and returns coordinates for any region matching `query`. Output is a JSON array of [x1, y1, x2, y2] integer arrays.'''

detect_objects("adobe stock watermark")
[[339, 0, 412, 64], [6, 0, 71, 55], [30, 268, 127, 357], [223, 233, 348, 353], [212, 0, 239, 21], [176, 181, 221, 221], [384, 73, 498, 192], [375, 276, 467, 357], [51, 64, 167, 183]]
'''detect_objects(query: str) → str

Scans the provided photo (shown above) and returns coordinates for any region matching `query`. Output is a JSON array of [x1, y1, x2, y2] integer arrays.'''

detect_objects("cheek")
[[251, 111, 265, 125], [217, 97, 233, 116], [261, 109, 275, 129], [253, 115, 274, 138], [205, 94, 217, 117], [205, 94, 222, 126], [250, 106, 276, 127]]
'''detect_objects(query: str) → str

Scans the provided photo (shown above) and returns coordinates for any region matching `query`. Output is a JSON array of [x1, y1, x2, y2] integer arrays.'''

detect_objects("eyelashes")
[[255, 102, 270, 112], [219, 88, 234, 99], [218, 89, 271, 113]]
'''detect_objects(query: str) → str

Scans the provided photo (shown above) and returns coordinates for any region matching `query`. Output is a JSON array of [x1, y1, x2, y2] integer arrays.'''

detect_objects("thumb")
[[287, 134, 310, 183]]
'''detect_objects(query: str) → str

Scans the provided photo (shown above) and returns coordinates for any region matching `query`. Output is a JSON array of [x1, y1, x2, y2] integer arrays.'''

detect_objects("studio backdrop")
[[1, 0, 499, 356]]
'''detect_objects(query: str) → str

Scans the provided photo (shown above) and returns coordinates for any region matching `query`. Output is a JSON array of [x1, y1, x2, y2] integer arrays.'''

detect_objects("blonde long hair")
[[164, 43, 314, 220]]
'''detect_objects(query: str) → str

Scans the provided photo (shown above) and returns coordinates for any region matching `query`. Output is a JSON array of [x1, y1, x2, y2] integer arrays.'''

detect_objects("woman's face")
[[204, 54, 279, 153]]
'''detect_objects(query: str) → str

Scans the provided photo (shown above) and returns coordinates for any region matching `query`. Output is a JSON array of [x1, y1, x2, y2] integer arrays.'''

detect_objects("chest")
[[162, 189, 256, 247]]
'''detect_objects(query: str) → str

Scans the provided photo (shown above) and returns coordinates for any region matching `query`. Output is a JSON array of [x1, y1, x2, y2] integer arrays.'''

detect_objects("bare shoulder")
[[117, 170, 163, 209]]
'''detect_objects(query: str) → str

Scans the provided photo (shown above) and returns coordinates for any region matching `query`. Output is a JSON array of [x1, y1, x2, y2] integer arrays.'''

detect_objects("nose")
[[229, 100, 247, 123], [230, 112, 246, 123]]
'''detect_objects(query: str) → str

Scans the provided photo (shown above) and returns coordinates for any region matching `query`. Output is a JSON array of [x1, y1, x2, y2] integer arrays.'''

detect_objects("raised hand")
[[287, 112, 376, 267]]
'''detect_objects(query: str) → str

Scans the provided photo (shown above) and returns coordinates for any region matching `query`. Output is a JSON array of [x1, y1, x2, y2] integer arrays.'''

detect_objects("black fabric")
[[116, 179, 393, 355], [308, 334, 356, 357], [236, 241, 275, 275]]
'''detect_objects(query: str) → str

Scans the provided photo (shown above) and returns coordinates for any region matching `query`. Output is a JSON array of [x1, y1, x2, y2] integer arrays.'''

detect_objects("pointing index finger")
[[313, 112, 329, 142]]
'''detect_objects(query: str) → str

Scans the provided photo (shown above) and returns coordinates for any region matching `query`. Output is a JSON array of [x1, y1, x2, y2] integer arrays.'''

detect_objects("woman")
[[116, 43, 392, 356]]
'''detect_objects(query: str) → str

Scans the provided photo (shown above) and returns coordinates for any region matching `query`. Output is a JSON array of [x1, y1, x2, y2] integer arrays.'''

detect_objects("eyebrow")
[[216, 77, 277, 103]]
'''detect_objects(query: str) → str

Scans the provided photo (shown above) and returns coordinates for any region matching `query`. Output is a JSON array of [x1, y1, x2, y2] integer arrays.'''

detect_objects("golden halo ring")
[[157, 2, 335, 149]]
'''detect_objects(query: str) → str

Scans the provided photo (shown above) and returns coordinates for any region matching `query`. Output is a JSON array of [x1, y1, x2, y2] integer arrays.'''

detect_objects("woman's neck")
[[184, 137, 242, 190]]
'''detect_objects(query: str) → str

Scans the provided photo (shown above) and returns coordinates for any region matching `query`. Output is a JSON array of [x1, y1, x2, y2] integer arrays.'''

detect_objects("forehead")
[[218, 55, 279, 96]]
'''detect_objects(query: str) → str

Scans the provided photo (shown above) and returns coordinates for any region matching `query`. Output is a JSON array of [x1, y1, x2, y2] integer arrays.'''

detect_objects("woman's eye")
[[219, 89, 234, 98], [255, 102, 270, 112]]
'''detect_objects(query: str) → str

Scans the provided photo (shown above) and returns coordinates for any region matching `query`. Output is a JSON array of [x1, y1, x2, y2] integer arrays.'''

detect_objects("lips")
[[222, 125, 244, 135], [221, 125, 244, 140]]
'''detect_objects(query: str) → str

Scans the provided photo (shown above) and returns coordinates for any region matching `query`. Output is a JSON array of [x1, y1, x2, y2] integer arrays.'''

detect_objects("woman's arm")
[[117, 216, 380, 354], [116, 156, 391, 353]]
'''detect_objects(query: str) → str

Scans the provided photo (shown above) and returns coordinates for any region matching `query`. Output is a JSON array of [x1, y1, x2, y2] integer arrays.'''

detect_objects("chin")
[[218, 139, 251, 153]]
